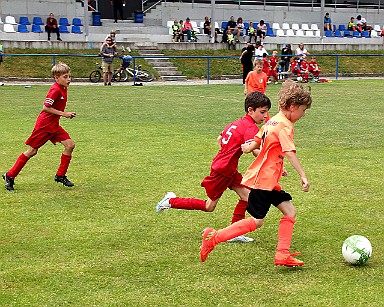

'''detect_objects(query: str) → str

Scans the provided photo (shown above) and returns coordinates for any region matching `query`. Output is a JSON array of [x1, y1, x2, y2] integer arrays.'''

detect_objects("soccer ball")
[[342, 235, 372, 265], [297, 76, 303, 82]]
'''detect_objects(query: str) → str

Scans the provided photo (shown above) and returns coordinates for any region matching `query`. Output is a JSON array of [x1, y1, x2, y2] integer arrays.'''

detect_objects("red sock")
[[231, 200, 248, 224], [276, 216, 296, 254], [213, 217, 257, 244], [56, 154, 72, 176], [169, 197, 207, 211], [7, 153, 30, 178]]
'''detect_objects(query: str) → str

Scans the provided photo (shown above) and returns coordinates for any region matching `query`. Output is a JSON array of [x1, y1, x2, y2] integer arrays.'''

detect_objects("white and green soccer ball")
[[342, 235, 372, 265]]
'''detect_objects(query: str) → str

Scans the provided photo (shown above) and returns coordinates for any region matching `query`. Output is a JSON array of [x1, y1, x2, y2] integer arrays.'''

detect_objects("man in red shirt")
[[3, 62, 76, 191], [156, 92, 271, 242]]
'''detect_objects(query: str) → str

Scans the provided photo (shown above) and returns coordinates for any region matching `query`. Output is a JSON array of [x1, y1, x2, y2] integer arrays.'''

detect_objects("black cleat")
[[2, 172, 15, 191], [54, 175, 74, 187]]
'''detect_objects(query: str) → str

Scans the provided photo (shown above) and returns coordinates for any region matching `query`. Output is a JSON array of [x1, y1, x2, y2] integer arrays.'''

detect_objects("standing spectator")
[[100, 30, 117, 52], [255, 41, 269, 59], [110, 0, 126, 23], [101, 37, 117, 86], [280, 44, 293, 73], [0, 41, 4, 66], [324, 12, 333, 31], [2, 63, 76, 191], [348, 17, 356, 31], [295, 43, 310, 58], [236, 17, 246, 42], [45, 12, 61, 41], [247, 22, 256, 43], [240, 43, 255, 85], [256, 20, 267, 40], [244, 59, 268, 95], [182, 17, 194, 42]]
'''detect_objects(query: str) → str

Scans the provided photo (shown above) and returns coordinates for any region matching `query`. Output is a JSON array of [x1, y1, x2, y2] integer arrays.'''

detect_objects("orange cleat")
[[274, 252, 304, 267], [200, 228, 217, 262]]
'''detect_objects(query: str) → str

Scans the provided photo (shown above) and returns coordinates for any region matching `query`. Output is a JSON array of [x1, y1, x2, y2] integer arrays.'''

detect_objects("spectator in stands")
[[101, 37, 117, 86], [256, 20, 267, 40], [203, 17, 219, 43], [226, 16, 238, 38], [280, 44, 293, 73], [348, 17, 356, 31], [182, 17, 194, 42], [236, 17, 246, 42], [324, 13, 333, 31], [0, 41, 3, 66], [45, 12, 61, 41], [110, 0, 126, 23], [247, 22, 256, 43], [356, 15, 372, 33], [172, 20, 182, 42], [240, 43, 255, 85], [308, 56, 321, 82], [179, 20, 185, 42], [295, 43, 310, 58], [227, 29, 236, 50], [255, 41, 268, 59]]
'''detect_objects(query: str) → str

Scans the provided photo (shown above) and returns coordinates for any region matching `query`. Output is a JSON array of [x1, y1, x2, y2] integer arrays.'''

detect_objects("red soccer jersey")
[[300, 60, 309, 72], [262, 58, 270, 75], [269, 56, 278, 69], [291, 60, 299, 73], [211, 114, 259, 177], [34, 82, 68, 130], [308, 60, 318, 71]]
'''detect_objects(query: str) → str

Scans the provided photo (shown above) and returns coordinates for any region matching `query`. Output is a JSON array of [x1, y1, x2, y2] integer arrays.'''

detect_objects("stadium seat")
[[214, 22, 219, 30], [272, 23, 280, 30], [343, 30, 351, 37], [59, 25, 70, 33], [373, 25, 381, 32], [286, 29, 295, 36], [305, 30, 314, 37], [244, 22, 249, 30], [0, 17, 3, 24], [334, 30, 342, 37], [17, 24, 30, 33], [19, 16, 31, 25], [295, 29, 304, 37], [339, 24, 346, 31], [166, 20, 173, 28], [371, 30, 378, 37], [32, 24, 43, 33], [361, 31, 370, 38], [265, 23, 270, 30], [276, 29, 285, 36], [72, 18, 83, 26], [221, 21, 228, 31], [266, 28, 275, 37], [5, 16, 17, 25], [301, 24, 310, 31], [3, 23, 16, 33], [282, 23, 290, 30], [315, 30, 321, 37], [33, 16, 44, 25], [71, 25, 83, 34], [311, 24, 319, 31], [325, 30, 333, 37], [59, 18, 70, 26], [292, 23, 300, 31], [190, 21, 200, 33], [353, 31, 360, 38]]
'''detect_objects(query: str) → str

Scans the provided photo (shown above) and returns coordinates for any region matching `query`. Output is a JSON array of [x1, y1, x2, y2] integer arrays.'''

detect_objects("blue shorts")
[[247, 189, 292, 219]]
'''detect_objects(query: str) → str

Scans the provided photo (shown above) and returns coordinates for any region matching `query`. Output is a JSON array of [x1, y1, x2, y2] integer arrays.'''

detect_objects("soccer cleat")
[[274, 252, 304, 267], [200, 227, 217, 262], [156, 192, 176, 213], [54, 175, 74, 187], [226, 235, 254, 243], [2, 172, 15, 191]]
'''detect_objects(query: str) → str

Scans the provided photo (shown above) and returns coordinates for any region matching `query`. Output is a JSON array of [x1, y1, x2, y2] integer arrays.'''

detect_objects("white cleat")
[[227, 235, 254, 243], [156, 192, 176, 213]]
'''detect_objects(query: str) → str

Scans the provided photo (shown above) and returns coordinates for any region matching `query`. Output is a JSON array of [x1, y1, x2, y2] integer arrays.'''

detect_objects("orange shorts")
[[201, 169, 247, 201], [25, 125, 70, 148]]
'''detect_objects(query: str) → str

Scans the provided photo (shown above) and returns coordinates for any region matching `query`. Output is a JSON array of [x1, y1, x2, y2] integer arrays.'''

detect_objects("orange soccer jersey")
[[245, 71, 268, 94], [242, 112, 296, 191]]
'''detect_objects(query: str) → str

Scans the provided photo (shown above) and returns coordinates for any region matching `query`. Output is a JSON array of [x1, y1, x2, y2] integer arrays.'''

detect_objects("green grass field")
[[0, 80, 383, 306]]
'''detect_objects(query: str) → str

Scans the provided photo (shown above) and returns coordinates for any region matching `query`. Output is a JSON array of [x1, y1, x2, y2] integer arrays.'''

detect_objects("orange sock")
[[213, 217, 257, 245], [276, 216, 295, 254]]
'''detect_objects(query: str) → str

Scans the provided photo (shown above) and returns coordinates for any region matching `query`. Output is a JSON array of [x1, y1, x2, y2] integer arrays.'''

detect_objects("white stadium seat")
[[167, 20, 174, 28], [286, 29, 295, 36], [276, 29, 285, 36], [371, 30, 378, 37], [315, 30, 321, 37], [4, 23, 16, 32], [282, 23, 290, 30], [306, 30, 314, 37], [272, 23, 280, 30], [5, 15, 17, 25], [191, 21, 200, 33], [311, 24, 319, 31], [296, 29, 305, 37], [373, 25, 381, 32], [301, 23, 310, 31], [292, 23, 300, 31]]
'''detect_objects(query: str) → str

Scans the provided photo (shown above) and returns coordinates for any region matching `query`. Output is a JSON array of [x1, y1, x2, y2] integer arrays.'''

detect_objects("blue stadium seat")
[[265, 22, 271, 30], [32, 24, 43, 33], [221, 21, 228, 31], [71, 25, 83, 34], [325, 30, 333, 37], [266, 28, 275, 37], [59, 18, 70, 26], [338, 24, 346, 31], [353, 31, 360, 38], [19, 16, 30, 25], [361, 31, 370, 38], [17, 24, 30, 33], [334, 30, 342, 37], [244, 22, 249, 30], [33, 16, 44, 25], [343, 30, 351, 37], [59, 25, 70, 33], [72, 18, 83, 26]]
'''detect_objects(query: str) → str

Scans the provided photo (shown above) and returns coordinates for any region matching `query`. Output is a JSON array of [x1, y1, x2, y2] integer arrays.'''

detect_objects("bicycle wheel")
[[114, 70, 129, 82], [89, 70, 101, 83], [136, 70, 154, 82]]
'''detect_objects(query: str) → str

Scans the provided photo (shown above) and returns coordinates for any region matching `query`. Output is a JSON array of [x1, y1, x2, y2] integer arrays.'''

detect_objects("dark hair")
[[245, 91, 271, 112], [260, 19, 264, 24]]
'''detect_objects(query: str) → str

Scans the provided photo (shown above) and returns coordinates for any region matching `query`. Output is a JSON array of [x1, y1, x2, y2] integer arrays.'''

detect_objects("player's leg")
[[55, 137, 75, 187]]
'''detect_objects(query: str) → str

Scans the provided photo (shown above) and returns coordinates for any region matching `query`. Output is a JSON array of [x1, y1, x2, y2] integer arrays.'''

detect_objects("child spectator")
[[200, 79, 312, 267], [269, 50, 279, 84], [227, 29, 236, 50], [100, 30, 117, 53], [3, 63, 76, 191], [244, 59, 268, 95], [347, 17, 356, 31], [308, 56, 321, 82], [115, 47, 132, 75], [256, 19, 267, 40], [356, 15, 372, 33], [324, 13, 333, 31], [156, 92, 271, 243], [247, 22, 256, 43], [178, 20, 184, 42], [171, 20, 181, 42]]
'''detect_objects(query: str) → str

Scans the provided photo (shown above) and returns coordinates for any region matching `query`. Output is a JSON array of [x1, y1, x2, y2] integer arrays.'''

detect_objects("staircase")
[[136, 44, 187, 81]]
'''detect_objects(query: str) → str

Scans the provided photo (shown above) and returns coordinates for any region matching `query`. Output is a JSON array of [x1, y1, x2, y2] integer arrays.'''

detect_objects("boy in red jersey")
[[200, 80, 312, 267], [269, 50, 279, 85], [156, 92, 271, 243], [244, 59, 268, 95], [299, 55, 310, 83], [3, 62, 76, 191], [308, 56, 321, 82], [262, 53, 270, 76], [290, 56, 301, 77]]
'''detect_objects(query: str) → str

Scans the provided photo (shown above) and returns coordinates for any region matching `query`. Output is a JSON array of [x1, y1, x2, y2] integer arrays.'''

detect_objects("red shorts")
[[201, 169, 248, 201], [25, 125, 70, 148]]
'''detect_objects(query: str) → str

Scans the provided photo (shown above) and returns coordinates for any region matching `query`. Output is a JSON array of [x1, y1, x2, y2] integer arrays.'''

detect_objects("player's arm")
[[217, 135, 222, 146], [42, 105, 76, 119], [241, 139, 260, 154], [244, 83, 248, 95], [284, 150, 310, 192]]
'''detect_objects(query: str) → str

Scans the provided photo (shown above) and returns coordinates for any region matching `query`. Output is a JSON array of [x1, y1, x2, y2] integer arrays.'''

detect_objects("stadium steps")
[[136, 45, 187, 81]]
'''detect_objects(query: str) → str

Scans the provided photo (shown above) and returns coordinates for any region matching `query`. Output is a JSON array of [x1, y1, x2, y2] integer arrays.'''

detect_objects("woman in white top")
[[295, 43, 310, 58], [236, 17, 246, 41]]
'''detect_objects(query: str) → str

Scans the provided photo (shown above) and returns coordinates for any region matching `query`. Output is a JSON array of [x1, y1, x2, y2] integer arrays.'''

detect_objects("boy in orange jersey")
[[244, 59, 268, 95], [269, 50, 279, 84], [308, 56, 321, 82], [3, 63, 76, 191], [200, 79, 312, 267], [156, 92, 271, 243]]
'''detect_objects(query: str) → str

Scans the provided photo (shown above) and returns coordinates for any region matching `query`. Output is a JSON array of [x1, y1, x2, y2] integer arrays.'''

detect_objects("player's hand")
[[282, 167, 288, 177], [301, 176, 310, 192], [64, 112, 76, 119]]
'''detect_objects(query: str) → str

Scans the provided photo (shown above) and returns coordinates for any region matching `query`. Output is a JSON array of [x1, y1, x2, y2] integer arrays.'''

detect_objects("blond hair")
[[278, 79, 312, 110], [253, 59, 263, 67], [51, 62, 71, 77]]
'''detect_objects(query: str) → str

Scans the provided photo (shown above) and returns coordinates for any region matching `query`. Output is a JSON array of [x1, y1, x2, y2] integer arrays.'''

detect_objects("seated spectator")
[[308, 56, 321, 82], [226, 16, 238, 38], [348, 17, 356, 31], [45, 12, 61, 41], [324, 12, 333, 31], [227, 29, 236, 50], [182, 17, 194, 42], [203, 16, 219, 43], [247, 21, 256, 43], [171, 20, 181, 42], [256, 20, 267, 40], [0, 41, 3, 66], [269, 50, 279, 84], [179, 20, 185, 42], [236, 17, 246, 42], [356, 15, 372, 33], [295, 43, 310, 58], [255, 41, 269, 59], [280, 44, 293, 73]]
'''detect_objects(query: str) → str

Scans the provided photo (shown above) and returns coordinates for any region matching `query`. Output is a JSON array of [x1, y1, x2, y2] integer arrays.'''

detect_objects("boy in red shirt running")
[[3, 62, 76, 191], [244, 59, 268, 95], [156, 92, 271, 243], [269, 50, 279, 85], [200, 80, 312, 267]]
